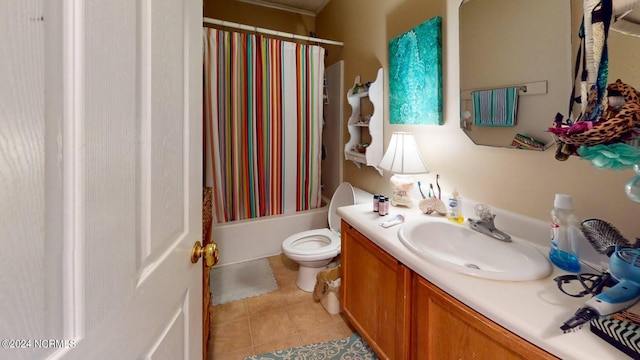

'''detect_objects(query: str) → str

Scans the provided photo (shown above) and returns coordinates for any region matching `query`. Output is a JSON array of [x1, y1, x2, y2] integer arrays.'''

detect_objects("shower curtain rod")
[[203, 17, 344, 46]]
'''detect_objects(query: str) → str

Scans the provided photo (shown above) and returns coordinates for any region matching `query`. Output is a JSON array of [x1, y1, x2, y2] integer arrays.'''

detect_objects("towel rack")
[[461, 80, 547, 100]]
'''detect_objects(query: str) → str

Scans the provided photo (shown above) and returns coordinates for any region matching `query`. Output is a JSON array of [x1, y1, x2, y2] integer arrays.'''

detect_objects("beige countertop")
[[337, 203, 631, 360]]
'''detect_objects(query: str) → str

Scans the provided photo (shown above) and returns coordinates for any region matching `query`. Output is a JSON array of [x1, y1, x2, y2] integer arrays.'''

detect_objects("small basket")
[[313, 266, 341, 314]]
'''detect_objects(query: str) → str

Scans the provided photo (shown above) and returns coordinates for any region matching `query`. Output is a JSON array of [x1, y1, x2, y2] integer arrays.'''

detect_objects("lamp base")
[[390, 196, 413, 207], [389, 174, 415, 207]]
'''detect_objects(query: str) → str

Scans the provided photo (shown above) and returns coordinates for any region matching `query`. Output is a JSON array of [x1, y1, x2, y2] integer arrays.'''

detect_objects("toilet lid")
[[328, 182, 356, 234]]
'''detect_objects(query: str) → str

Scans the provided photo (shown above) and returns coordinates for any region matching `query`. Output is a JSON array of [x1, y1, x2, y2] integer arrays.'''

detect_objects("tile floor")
[[208, 254, 355, 360]]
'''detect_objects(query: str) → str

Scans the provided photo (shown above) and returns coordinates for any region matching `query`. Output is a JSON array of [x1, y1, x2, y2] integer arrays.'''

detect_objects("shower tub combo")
[[211, 201, 329, 266]]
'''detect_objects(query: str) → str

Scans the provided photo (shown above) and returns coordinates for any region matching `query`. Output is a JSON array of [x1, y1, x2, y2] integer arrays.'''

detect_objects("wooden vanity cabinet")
[[341, 220, 411, 359], [411, 275, 558, 360], [341, 220, 558, 360]]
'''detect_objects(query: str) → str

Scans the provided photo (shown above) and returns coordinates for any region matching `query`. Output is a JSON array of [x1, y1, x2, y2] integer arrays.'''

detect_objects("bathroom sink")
[[397, 220, 552, 281]]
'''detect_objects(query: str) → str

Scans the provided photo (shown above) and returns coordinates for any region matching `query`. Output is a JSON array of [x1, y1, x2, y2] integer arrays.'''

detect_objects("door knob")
[[191, 241, 218, 267]]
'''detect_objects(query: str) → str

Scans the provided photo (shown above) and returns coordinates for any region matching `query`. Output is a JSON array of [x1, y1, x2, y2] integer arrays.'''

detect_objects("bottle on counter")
[[446, 188, 464, 223], [383, 196, 390, 215], [549, 194, 581, 272]]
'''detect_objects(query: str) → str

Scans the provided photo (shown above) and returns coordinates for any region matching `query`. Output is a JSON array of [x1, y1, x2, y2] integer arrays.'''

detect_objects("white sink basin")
[[397, 220, 552, 281]]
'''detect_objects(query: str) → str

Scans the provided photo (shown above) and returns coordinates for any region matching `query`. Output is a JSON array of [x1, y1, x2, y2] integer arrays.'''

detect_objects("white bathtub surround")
[[212, 186, 373, 267], [337, 202, 620, 360], [212, 203, 329, 266]]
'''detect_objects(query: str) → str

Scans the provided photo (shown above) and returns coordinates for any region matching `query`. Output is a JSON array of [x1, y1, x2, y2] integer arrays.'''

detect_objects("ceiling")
[[236, 0, 330, 16]]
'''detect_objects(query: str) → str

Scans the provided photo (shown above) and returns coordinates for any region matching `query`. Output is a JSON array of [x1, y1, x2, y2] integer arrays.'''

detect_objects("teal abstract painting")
[[389, 16, 443, 125]]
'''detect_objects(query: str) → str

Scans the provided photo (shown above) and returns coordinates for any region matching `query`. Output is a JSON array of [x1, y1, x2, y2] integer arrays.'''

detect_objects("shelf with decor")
[[344, 68, 384, 176]]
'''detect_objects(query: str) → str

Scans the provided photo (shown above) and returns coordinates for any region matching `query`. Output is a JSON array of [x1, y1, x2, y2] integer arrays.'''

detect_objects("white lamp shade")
[[377, 132, 429, 174]]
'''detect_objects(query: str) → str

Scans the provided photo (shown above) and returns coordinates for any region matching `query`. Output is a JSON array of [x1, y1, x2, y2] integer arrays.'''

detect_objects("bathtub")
[[211, 186, 372, 266], [211, 203, 329, 266]]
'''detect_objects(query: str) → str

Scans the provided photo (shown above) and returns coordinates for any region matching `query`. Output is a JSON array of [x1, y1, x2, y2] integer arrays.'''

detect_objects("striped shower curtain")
[[203, 28, 324, 223]]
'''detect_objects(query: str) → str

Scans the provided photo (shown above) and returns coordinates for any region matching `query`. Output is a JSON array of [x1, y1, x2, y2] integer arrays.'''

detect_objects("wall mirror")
[[609, 18, 640, 88], [459, 0, 572, 150], [611, 6, 640, 39]]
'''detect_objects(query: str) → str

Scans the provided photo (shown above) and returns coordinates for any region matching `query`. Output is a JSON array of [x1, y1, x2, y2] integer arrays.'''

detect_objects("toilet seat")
[[281, 228, 340, 261], [281, 182, 356, 261]]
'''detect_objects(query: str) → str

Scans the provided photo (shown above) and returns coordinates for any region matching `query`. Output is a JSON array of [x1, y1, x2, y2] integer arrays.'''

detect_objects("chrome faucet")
[[468, 204, 511, 242]]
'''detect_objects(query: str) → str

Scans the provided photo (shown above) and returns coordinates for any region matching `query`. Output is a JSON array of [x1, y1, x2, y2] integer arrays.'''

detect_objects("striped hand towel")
[[472, 87, 519, 127]]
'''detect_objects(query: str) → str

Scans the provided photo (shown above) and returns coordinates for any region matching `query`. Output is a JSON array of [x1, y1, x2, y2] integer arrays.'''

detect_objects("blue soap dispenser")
[[548, 193, 581, 272]]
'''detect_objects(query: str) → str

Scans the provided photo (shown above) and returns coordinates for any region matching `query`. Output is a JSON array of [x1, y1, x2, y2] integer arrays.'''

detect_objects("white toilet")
[[282, 182, 370, 292]]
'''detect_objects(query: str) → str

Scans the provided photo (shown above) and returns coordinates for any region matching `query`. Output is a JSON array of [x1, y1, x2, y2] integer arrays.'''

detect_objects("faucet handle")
[[474, 204, 495, 221]]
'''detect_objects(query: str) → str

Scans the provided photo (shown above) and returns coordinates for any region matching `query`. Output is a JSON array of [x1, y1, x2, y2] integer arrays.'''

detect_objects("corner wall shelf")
[[344, 68, 384, 176]]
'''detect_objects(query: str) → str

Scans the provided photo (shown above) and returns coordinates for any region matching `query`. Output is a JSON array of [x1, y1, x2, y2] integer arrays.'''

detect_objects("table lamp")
[[377, 132, 429, 207]]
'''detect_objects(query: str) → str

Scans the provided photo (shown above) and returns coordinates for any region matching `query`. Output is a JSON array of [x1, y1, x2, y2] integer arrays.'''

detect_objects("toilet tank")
[[353, 187, 373, 205]]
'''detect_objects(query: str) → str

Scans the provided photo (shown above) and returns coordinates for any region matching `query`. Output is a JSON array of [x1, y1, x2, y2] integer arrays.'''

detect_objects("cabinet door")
[[341, 221, 411, 359], [411, 276, 558, 360]]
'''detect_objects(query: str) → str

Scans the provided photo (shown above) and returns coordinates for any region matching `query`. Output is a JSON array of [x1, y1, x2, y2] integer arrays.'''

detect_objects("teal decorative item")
[[389, 16, 443, 125], [577, 143, 640, 170]]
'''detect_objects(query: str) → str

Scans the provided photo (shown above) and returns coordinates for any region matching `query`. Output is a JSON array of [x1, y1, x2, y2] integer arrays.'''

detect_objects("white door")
[[0, 0, 203, 359]]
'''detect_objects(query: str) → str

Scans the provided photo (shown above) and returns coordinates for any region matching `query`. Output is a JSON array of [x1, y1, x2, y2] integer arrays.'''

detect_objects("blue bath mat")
[[210, 258, 278, 305], [245, 333, 378, 360]]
